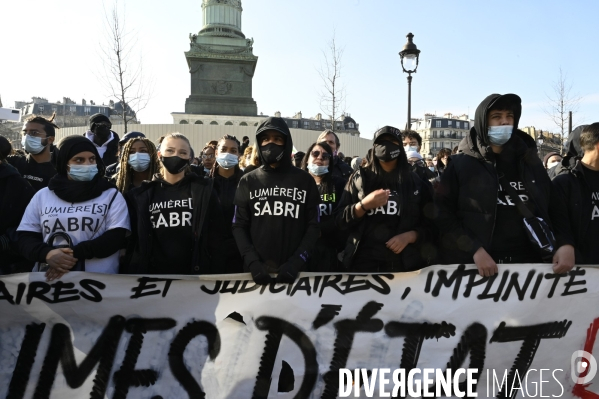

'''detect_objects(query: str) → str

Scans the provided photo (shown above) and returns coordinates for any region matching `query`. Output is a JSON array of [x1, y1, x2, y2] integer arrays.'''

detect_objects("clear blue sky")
[[2, 0, 598, 139]]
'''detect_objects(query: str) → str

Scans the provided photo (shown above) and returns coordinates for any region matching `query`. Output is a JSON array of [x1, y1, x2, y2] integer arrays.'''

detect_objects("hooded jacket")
[[83, 130, 120, 167], [335, 127, 436, 271], [232, 117, 321, 273], [0, 163, 35, 273], [124, 173, 225, 274], [554, 125, 588, 178], [435, 94, 572, 264]]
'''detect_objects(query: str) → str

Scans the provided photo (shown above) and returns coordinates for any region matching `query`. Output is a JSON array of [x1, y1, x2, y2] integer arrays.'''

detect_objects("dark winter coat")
[[554, 125, 588, 178], [123, 173, 225, 274], [552, 160, 596, 263], [332, 157, 353, 179], [434, 93, 572, 264], [82, 131, 120, 168], [0, 163, 35, 273]]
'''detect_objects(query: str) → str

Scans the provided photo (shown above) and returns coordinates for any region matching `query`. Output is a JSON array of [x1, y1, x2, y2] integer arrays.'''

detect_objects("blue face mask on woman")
[[128, 153, 151, 172], [487, 125, 513, 146], [307, 163, 329, 176], [68, 164, 98, 181], [216, 152, 239, 169]]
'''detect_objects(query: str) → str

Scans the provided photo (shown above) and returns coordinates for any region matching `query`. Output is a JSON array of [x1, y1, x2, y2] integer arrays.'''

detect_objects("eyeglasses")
[[95, 122, 112, 128], [202, 154, 215, 159], [408, 159, 425, 166], [404, 142, 419, 147], [310, 150, 331, 160], [22, 131, 47, 138]]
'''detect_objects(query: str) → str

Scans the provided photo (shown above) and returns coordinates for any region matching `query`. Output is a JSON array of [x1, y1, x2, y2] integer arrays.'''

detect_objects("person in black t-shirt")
[[553, 123, 599, 264], [301, 142, 347, 272], [8, 114, 58, 192], [124, 133, 225, 275], [211, 134, 244, 273], [336, 126, 435, 272], [434, 93, 574, 276]]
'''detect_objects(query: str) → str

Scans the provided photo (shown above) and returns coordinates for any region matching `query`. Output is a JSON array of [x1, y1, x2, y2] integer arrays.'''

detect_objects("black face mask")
[[374, 142, 401, 162], [94, 125, 111, 141], [161, 156, 189, 174], [260, 143, 285, 164]]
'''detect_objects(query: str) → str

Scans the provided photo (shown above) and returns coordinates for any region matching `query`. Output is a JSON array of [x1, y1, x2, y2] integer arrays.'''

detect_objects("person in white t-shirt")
[[18, 135, 130, 281]]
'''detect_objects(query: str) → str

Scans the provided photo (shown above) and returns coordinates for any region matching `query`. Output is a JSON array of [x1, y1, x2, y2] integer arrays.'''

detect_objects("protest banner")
[[0, 264, 598, 398]]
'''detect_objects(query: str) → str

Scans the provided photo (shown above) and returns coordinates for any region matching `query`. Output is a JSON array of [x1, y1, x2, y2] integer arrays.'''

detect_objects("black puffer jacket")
[[332, 157, 353, 179], [434, 93, 572, 264]]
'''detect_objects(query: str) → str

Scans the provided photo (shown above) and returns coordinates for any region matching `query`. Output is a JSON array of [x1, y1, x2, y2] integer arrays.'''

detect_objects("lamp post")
[[399, 33, 421, 130], [537, 137, 544, 157]]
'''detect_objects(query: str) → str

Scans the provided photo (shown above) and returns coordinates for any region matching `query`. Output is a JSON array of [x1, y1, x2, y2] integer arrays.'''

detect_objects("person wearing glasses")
[[83, 113, 120, 167], [301, 142, 347, 271], [233, 117, 320, 285], [336, 126, 435, 272], [402, 130, 436, 183], [7, 114, 59, 192]]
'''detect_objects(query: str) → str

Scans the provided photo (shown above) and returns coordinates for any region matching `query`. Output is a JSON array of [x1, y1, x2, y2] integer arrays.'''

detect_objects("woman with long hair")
[[300, 141, 347, 271], [113, 137, 159, 194], [435, 148, 452, 176], [239, 145, 254, 170], [210, 134, 245, 272], [336, 126, 435, 272], [242, 145, 262, 173], [124, 133, 225, 274], [17, 135, 130, 280]]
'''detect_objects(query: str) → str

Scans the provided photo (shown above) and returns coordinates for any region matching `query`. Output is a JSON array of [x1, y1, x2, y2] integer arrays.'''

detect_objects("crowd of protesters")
[[1, 92, 597, 284]]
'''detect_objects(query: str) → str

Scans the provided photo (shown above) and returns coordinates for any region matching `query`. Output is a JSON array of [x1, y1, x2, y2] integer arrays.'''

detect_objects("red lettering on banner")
[[573, 317, 599, 398]]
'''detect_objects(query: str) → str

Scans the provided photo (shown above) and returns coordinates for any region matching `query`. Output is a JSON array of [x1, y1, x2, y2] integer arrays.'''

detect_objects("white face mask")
[[547, 161, 559, 170], [404, 145, 419, 153], [487, 125, 513, 146]]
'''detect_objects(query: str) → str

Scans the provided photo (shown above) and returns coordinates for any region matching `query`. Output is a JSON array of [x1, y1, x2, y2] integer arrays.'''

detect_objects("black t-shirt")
[[354, 189, 402, 263], [148, 181, 194, 274], [490, 152, 535, 259], [7, 154, 56, 192], [581, 165, 599, 263]]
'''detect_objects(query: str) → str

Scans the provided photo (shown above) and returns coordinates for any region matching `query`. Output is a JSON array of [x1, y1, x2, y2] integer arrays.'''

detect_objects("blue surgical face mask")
[[128, 153, 151, 172], [487, 125, 513, 146], [216, 152, 239, 169], [68, 164, 98, 181], [307, 163, 329, 176], [404, 145, 419, 153], [21, 135, 47, 155], [429, 166, 435, 172]]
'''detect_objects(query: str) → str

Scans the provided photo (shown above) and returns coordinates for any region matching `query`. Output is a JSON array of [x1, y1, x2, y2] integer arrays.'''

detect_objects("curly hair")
[[25, 113, 60, 137], [115, 138, 158, 194], [239, 146, 254, 169]]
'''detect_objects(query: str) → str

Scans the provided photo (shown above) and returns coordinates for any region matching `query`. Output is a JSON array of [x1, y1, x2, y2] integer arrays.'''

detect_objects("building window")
[[448, 120, 452, 126], [348, 122, 355, 128], [39, 106, 45, 114], [456, 121, 460, 129], [315, 121, 320, 128], [433, 130, 437, 138], [435, 120, 441, 128], [239, 122, 247, 126], [464, 122, 469, 129], [303, 121, 310, 129], [225, 121, 233, 125], [292, 121, 298, 128], [84, 106, 91, 115], [52, 106, 57, 113], [70, 106, 76, 113], [336, 123, 342, 130], [210, 121, 218, 125], [195, 120, 203, 124], [180, 120, 189, 124]]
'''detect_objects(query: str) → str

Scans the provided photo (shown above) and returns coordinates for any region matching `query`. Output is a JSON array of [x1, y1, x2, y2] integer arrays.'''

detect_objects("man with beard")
[[8, 114, 58, 192], [83, 113, 119, 167], [233, 117, 320, 285]]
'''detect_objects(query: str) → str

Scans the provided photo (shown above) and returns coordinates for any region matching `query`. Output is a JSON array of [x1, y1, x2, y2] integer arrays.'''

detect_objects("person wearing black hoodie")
[[0, 136, 35, 274], [553, 124, 588, 178], [17, 135, 130, 281], [434, 93, 574, 276], [552, 123, 599, 264], [233, 117, 321, 284], [211, 134, 244, 273], [335, 126, 436, 272], [124, 132, 225, 275]]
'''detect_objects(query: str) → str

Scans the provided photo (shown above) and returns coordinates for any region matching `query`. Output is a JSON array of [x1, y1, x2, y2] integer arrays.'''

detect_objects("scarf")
[[48, 174, 115, 203]]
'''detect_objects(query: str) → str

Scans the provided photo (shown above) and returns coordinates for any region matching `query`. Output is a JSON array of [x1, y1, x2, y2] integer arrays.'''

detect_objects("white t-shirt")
[[18, 187, 130, 274]]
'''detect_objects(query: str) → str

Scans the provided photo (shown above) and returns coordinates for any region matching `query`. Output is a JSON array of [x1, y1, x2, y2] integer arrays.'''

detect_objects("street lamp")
[[537, 137, 544, 157], [399, 32, 421, 130]]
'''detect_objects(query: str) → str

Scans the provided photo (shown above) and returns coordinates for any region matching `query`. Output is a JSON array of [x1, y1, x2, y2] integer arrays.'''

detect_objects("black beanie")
[[55, 136, 103, 176], [89, 113, 111, 129]]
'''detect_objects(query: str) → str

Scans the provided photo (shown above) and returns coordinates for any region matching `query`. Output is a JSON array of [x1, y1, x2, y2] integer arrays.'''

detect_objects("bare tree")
[[543, 68, 581, 147], [99, 0, 153, 133], [317, 33, 347, 132]]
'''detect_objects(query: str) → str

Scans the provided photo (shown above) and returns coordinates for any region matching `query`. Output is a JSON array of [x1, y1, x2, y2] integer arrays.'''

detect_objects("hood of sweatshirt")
[[255, 117, 293, 171], [458, 93, 526, 161], [0, 162, 20, 179]]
